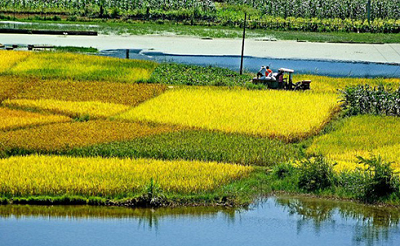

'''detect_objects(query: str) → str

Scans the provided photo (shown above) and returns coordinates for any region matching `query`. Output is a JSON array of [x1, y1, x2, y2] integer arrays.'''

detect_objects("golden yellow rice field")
[[0, 107, 71, 131], [307, 115, 400, 172], [0, 50, 31, 73], [3, 99, 130, 118], [14, 79, 166, 105], [9, 52, 157, 82], [0, 155, 253, 196], [0, 120, 178, 151], [0, 76, 37, 102], [115, 87, 340, 141], [293, 74, 400, 93]]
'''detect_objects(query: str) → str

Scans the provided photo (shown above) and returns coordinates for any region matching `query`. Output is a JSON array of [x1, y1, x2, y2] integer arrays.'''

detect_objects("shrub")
[[272, 162, 295, 179], [297, 156, 336, 192], [346, 156, 400, 202]]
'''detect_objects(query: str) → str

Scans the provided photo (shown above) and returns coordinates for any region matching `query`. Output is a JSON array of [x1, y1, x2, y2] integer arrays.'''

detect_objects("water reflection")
[[0, 204, 236, 229], [0, 197, 399, 246], [275, 196, 400, 246]]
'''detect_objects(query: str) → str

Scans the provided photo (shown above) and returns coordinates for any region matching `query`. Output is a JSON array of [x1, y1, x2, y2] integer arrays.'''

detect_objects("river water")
[[1, 197, 399, 246], [100, 49, 400, 78]]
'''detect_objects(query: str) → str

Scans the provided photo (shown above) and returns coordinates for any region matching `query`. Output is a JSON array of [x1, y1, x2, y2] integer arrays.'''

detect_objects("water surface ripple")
[[1, 197, 399, 246]]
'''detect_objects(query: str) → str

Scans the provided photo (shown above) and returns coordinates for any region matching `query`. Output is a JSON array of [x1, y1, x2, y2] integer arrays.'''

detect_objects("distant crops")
[[3, 99, 130, 118], [115, 87, 339, 141], [307, 115, 400, 172], [2, 0, 398, 20], [225, 0, 400, 20], [1, 1, 398, 34], [0, 155, 253, 196], [8, 52, 157, 83], [241, 17, 400, 33], [0, 108, 71, 131], [0, 121, 178, 152], [0, 0, 214, 13]]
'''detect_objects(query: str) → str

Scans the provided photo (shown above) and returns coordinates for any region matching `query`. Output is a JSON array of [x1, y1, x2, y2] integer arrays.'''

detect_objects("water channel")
[[100, 49, 400, 78], [1, 197, 400, 246]]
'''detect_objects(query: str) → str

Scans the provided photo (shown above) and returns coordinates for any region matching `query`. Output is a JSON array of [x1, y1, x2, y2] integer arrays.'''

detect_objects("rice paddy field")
[[4, 52, 158, 82], [0, 155, 252, 196], [0, 121, 179, 152], [307, 115, 400, 173], [0, 50, 400, 205], [115, 87, 339, 141], [0, 107, 71, 131], [0, 51, 31, 73]]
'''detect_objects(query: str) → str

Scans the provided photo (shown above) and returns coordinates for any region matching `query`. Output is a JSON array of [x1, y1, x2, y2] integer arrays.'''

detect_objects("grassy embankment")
[[1, 50, 400, 206]]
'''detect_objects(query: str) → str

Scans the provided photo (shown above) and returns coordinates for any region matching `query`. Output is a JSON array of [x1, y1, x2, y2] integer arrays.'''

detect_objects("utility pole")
[[13, 0, 16, 28], [367, 0, 371, 25], [126, 49, 130, 59], [240, 12, 247, 75]]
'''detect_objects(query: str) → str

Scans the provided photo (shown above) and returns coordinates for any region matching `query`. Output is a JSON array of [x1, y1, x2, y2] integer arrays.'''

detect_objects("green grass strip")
[[66, 130, 302, 166]]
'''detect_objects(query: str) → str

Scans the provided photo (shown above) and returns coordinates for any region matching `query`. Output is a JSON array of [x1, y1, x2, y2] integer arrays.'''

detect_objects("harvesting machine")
[[252, 68, 311, 90]]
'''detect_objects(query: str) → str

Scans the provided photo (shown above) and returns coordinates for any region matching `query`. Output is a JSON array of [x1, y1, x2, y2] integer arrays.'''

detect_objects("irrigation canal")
[[100, 49, 400, 78], [1, 197, 400, 246]]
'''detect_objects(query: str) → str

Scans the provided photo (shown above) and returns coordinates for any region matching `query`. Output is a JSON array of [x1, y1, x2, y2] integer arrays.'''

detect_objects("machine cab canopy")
[[278, 68, 295, 73]]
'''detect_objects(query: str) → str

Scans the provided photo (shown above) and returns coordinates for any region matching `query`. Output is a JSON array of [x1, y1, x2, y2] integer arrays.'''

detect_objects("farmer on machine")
[[257, 66, 273, 79], [265, 66, 272, 77], [257, 66, 267, 79]]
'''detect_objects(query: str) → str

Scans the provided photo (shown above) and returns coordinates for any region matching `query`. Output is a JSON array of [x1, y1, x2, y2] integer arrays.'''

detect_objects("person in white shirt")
[[257, 66, 267, 79]]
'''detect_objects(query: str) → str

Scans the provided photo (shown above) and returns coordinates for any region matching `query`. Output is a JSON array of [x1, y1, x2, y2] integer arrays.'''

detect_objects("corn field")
[[229, 0, 400, 20], [1, 0, 398, 20], [339, 85, 400, 116], [0, 0, 216, 12]]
